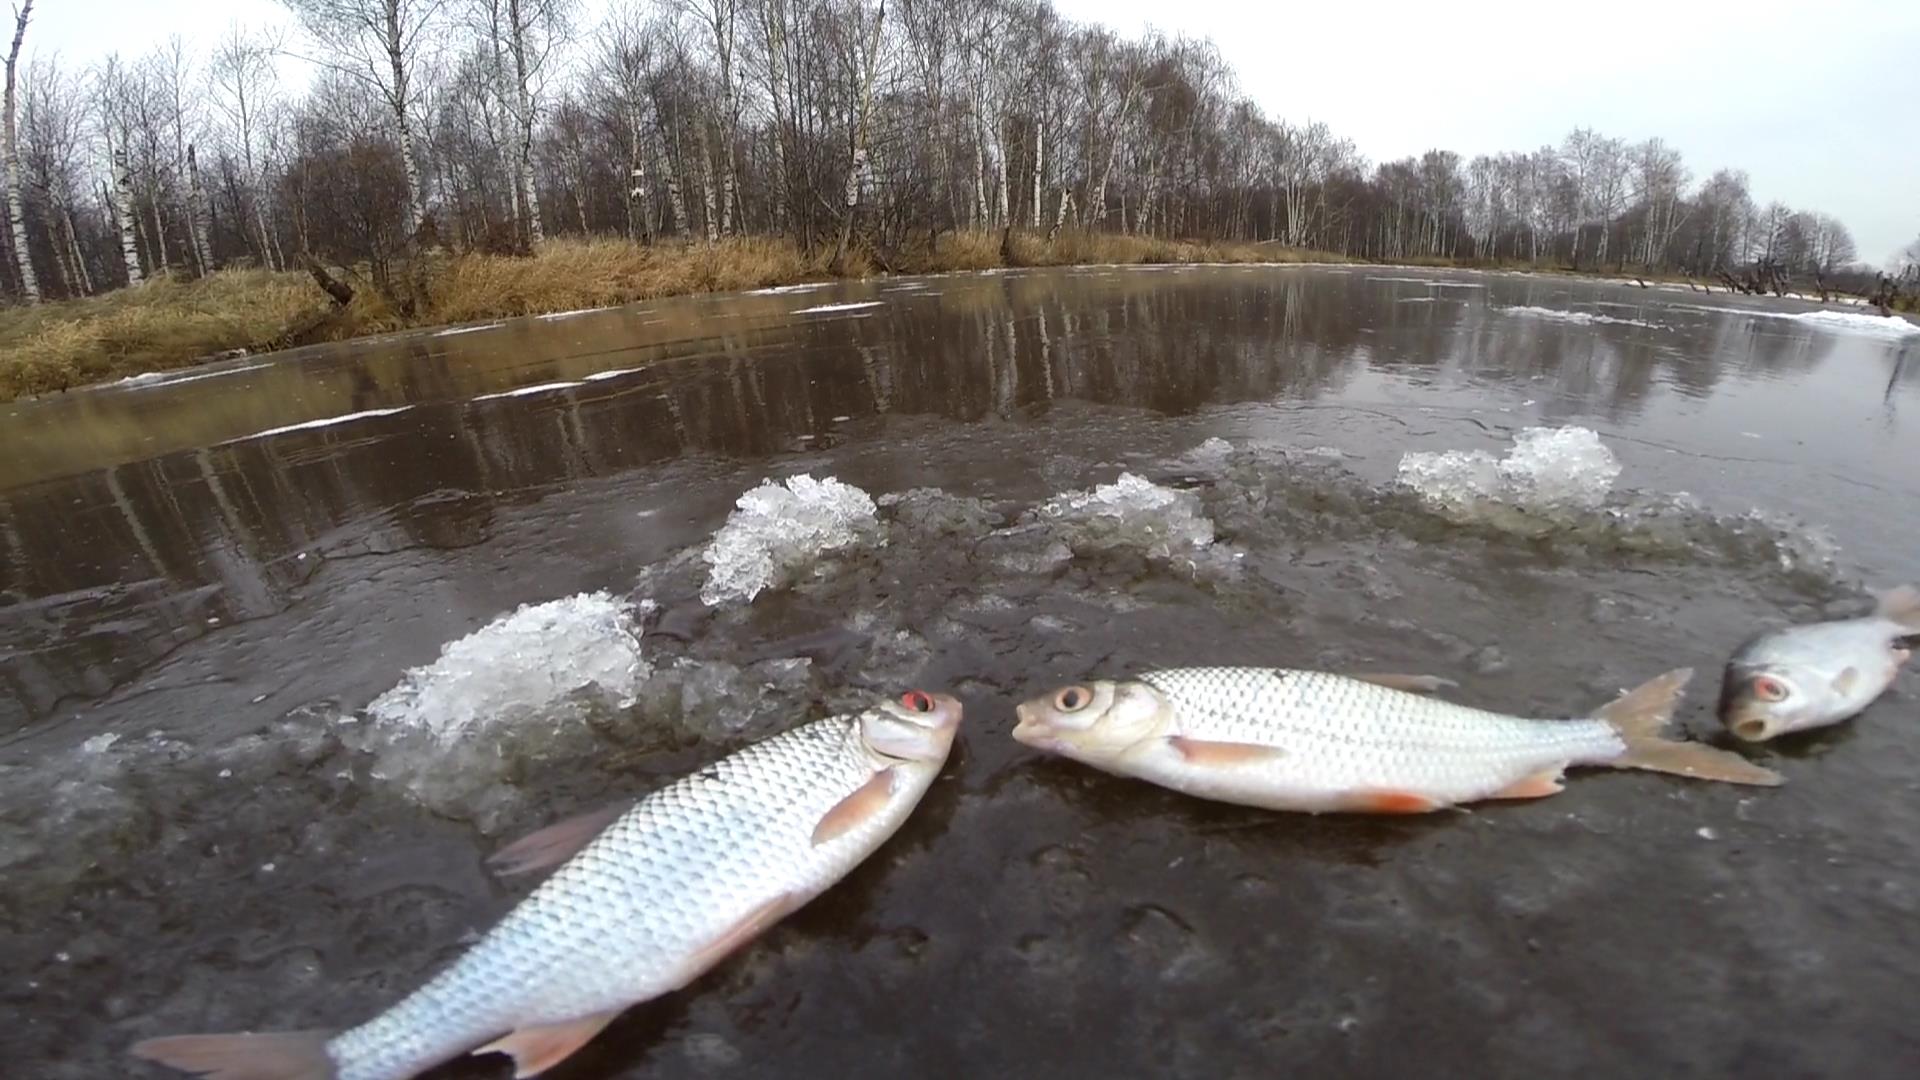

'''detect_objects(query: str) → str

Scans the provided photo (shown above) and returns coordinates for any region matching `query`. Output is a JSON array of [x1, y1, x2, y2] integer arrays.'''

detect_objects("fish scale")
[[147, 701, 960, 1080], [1139, 667, 1624, 801]]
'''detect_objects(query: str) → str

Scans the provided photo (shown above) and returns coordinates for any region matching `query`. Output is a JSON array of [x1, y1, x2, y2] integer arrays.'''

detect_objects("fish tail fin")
[[1595, 668, 1783, 787], [1874, 584, 1920, 632], [130, 1030, 335, 1080]]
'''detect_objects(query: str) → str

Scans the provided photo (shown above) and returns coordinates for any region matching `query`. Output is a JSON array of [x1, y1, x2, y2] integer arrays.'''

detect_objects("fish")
[[1720, 585, 1919, 741], [131, 690, 964, 1080], [1012, 667, 1779, 814]]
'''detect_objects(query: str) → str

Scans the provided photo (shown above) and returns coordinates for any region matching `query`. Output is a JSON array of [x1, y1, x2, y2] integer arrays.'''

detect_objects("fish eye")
[[1753, 676, 1789, 702], [901, 690, 935, 713], [1055, 686, 1091, 712]]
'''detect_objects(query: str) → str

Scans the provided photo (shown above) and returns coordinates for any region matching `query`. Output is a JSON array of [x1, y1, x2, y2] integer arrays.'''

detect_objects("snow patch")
[[433, 323, 503, 338], [792, 301, 885, 315], [473, 381, 585, 401], [111, 361, 276, 389], [1496, 306, 1660, 329], [583, 367, 642, 382], [701, 475, 884, 605], [749, 282, 831, 295], [1398, 426, 1621, 519], [536, 307, 604, 321], [228, 407, 413, 442], [1785, 310, 1919, 339]]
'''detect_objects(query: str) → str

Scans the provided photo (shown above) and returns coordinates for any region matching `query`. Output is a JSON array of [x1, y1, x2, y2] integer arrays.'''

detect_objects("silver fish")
[[133, 690, 964, 1080], [1721, 585, 1919, 741], [1014, 667, 1778, 814]]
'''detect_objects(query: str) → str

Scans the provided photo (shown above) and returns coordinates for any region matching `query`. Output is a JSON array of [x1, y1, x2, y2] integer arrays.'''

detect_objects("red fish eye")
[[901, 690, 934, 713], [1753, 676, 1788, 702], [1055, 686, 1090, 711]]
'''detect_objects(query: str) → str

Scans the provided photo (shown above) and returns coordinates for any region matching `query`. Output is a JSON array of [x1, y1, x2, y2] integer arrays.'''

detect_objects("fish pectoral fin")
[[1348, 672, 1459, 695], [487, 801, 634, 877], [1832, 667, 1860, 695], [811, 767, 897, 846], [1488, 769, 1566, 801], [670, 892, 804, 991], [1167, 736, 1286, 766], [476, 1012, 620, 1078], [1343, 789, 1444, 814]]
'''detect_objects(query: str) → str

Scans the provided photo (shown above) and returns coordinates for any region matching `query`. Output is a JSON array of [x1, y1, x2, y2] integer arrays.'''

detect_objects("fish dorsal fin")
[[488, 801, 633, 877], [1348, 672, 1458, 695], [475, 1012, 620, 1078]]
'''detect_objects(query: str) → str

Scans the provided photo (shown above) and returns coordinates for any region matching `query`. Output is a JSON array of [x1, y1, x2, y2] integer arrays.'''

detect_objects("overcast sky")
[[26, 0, 1920, 265]]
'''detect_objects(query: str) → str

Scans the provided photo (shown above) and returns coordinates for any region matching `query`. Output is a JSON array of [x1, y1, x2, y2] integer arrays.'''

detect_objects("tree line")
[[0, 0, 1899, 312]]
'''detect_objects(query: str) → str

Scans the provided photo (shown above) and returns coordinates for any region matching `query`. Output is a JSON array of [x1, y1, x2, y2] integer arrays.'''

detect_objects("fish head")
[[860, 690, 964, 762], [1013, 680, 1169, 764], [1718, 664, 1812, 741]]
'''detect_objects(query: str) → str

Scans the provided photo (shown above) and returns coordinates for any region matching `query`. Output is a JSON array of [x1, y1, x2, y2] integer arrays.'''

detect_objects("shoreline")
[[0, 234, 1892, 404]]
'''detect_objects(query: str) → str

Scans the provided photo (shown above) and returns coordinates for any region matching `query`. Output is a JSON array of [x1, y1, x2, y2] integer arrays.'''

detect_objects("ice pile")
[[350, 592, 650, 828], [701, 475, 884, 605], [363, 592, 648, 740], [1028, 472, 1215, 557], [1397, 426, 1622, 520], [1496, 306, 1659, 329]]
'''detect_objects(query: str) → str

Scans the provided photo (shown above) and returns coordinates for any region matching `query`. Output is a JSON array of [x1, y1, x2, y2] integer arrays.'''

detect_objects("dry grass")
[[1, 230, 1358, 401]]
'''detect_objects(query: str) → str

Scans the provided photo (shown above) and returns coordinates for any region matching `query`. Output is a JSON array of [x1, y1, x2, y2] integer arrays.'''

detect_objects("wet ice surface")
[[1496, 304, 1662, 329], [4, 266, 1920, 1078]]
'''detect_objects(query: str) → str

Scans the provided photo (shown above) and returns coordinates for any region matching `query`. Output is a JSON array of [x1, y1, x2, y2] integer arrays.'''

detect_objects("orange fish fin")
[[129, 1030, 335, 1080], [1167, 736, 1286, 767], [811, 767, 896, 846], [1346, 789, 1443, 814], [1830, 667, 1860, 695], [1488, 769, 1566, 801], [670, 892, 804, 991], [476, 1012, 620, 1078], [1348, 672, 1457, 695], [488, 801, 633, 877]]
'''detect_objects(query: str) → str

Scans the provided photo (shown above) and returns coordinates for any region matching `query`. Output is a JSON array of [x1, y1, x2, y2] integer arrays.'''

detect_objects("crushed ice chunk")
[[700, 475, 883, 606], [1029, 473, 1215, 558], [879, 487, 1003, 539], [1397, 426, 1620, 519], [363, 591, 648, 742], [80, 733, 119, 754]]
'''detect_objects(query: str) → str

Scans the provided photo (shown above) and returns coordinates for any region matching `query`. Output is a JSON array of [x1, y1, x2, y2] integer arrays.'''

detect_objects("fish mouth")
[[1723, 708, 1774, 742], [1011, 702, 1056, 750]]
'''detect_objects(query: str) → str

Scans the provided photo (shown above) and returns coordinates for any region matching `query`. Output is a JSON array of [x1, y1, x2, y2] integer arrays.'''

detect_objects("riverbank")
[[0, 232, 1349, 402], [3, 232, 1897, 403]]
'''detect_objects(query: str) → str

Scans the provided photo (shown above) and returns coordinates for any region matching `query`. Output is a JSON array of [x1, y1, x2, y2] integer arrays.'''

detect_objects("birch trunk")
[[507, 0, 543, 246], [110, 145, 142, 285], [384, 2, 426, 242], [3, 0, 36, 302], [64, 204, 89, 294], [829, 1, 885, 274], [696, 124, 718, 242], [663, 120, 690, 237], [187, 145, 214, 275], [760, 0, 789, 231], [1049, 187, 1072, 241], [992, 116, 1009, 227], [1029, 119, 1042, 231]]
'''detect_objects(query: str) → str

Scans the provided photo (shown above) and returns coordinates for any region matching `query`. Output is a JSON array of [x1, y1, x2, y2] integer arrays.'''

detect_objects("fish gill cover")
[[700, 475, 885, 606]]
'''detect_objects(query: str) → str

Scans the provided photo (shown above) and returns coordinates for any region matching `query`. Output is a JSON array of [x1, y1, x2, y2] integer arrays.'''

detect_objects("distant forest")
[[0, 0, 1901, 307]]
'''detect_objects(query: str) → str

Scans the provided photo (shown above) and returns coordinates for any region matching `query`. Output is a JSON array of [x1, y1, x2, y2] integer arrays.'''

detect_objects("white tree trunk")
[[1029, 120, 1042, 230], [64, 204, 91, 294], [696, 125, 718, 242], [5, 0, 38, 301], [187, 145, 214, 275], [111, 145, 143, 285], [384, 2, 426, 241]]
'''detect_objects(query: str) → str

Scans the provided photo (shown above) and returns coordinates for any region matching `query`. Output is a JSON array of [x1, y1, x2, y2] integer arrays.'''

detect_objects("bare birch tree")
[[4, 0, 38, 301]]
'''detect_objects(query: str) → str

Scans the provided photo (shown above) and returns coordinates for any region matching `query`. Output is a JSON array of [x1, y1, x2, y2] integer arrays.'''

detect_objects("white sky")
[[27, 0, 1920, 265]]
